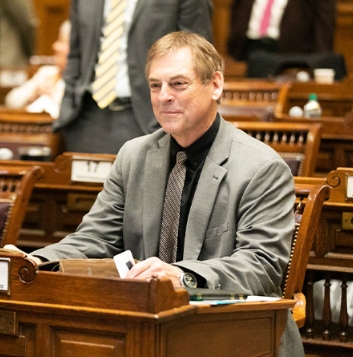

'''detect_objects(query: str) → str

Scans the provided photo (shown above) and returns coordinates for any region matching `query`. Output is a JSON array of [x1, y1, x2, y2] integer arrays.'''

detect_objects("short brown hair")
[[145, 31, 223, 84]]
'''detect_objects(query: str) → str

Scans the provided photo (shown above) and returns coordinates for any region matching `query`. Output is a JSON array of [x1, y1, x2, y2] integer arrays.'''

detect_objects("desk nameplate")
[[71, 158, 113, 183], [0, 258, 10, 295], [345, 174, 353, 201]]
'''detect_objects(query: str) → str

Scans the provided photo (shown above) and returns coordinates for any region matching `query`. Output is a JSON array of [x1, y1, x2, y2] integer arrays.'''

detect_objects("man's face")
[[148, 47, 222, 147]]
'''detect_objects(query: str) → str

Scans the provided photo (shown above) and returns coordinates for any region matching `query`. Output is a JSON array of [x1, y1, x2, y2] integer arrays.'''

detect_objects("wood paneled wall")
[[32, 0, 70, 56], [335, 0, 353, 82]]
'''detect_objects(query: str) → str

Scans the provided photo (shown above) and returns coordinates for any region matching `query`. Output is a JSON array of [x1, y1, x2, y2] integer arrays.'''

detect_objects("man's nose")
[[158, 84, 173, 101]]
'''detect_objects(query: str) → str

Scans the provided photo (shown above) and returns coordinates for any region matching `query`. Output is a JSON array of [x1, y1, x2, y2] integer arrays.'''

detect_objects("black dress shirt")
[[168, 115, 220, 261]]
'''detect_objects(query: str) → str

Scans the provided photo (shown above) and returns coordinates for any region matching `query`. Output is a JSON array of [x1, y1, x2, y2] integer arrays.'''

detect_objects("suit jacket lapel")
[[183, 119, 233, 260], [143, 134, 170, 258], [129, 0, 144, 33], [94, 0, 105, 37]]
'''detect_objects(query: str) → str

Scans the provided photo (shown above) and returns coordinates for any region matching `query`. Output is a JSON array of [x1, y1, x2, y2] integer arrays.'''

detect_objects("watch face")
[[183, 273, 197, 288]]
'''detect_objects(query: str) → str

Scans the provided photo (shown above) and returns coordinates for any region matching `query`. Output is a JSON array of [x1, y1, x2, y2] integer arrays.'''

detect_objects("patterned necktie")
[[158, 151, 187, 263], [92, 0, 126, 108], [259, 0, 275, 37]]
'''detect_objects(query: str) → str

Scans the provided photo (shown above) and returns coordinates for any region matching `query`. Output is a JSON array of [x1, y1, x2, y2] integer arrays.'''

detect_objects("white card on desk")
[[113, 250, 135, 278]]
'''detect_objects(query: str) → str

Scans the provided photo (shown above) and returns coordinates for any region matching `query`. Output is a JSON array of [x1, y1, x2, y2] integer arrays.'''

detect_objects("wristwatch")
[[179, 270, 198, 288]]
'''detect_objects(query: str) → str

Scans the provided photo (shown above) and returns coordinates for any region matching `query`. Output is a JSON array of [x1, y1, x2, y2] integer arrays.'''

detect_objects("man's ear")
[[211, 71, 224, 102]]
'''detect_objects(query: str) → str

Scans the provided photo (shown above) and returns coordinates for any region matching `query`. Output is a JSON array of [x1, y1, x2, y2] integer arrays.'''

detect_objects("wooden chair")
[[273, 113, 353, 177], [294, 168, 353, 354], [230, 121, 322, 176], [0, 165, 42, 247], [283, 183, 330, 328], [219, 81, 290, 121]]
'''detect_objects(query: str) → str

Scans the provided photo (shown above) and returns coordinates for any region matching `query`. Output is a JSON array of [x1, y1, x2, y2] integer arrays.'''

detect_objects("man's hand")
[[125, 257, 182, 287], [3, 244, 43, 266]]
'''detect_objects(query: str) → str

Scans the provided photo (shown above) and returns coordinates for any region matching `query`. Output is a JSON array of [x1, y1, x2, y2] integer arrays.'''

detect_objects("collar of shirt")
[[170, 115, 220, 170]]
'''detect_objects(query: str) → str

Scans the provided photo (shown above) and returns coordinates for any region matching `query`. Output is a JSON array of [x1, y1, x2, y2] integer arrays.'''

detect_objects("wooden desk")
[[0, 251, 294, 357], [0, 152, 116, 250], [280, 81, 353, 118], [0, 107, 65, 160]]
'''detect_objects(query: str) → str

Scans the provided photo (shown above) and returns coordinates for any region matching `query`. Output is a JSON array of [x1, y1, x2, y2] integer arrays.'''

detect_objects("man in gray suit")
[[10, 31, 304, 356], [54, 0, 213, 154]]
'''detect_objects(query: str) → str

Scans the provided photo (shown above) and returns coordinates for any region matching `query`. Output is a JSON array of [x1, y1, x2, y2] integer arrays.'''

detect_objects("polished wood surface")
[[0, 250, 294, 357]]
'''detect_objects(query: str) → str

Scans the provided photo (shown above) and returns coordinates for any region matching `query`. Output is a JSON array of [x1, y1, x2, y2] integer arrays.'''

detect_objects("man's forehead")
[[149, 49, 196, 79]]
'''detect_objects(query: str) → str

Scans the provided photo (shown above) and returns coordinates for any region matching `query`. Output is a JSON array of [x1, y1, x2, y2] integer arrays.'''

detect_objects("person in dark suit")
[[227, 0, 336, 62], [6, 31, 304, 356], [54, 0, 213, 154]]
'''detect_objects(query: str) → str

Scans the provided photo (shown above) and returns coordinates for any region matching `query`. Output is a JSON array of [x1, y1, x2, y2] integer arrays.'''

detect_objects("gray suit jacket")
[[54, 0, 213, 134], [35, 117, 304, 356], [36, 117, 295, 296]]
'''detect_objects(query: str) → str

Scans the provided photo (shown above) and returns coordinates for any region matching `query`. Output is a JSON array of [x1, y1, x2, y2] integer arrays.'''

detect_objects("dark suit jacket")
[[54, 0, 213, 133], [227, 0, 336, 61]]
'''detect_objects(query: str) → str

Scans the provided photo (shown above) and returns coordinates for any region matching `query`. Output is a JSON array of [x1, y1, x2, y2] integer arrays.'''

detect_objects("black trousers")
[[63, 92, 145, 154], [244, 37, 278, 60]]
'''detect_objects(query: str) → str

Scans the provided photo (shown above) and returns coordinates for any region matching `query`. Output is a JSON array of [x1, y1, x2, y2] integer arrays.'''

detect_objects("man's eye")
[[150, 83, 161, 89], [172, 81, 187, 88]]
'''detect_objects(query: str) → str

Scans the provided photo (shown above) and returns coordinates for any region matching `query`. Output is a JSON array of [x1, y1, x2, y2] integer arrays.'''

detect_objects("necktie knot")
[[176, 151, 187, 165]]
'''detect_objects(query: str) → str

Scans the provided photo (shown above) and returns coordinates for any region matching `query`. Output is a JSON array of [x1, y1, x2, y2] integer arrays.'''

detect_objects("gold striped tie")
[[92, 0, 126, 108]]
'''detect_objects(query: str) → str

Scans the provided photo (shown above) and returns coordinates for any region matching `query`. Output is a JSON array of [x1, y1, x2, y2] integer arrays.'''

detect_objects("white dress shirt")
[[98, 0, 138, 98], [246, 0, 288, 40]]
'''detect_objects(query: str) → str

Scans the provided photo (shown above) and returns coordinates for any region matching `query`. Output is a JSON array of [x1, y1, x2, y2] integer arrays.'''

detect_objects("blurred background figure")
[[0, 0, 38, 68], [54, 0, 213, 155], [226, 0, 341, 80], [227, 0, 335, 62], [4, 21, 71, 119]]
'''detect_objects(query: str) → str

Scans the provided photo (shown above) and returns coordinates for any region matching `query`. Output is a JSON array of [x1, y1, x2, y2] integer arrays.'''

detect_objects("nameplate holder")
[[71, 157, 113, 183], [345, 174, 353, 201], [0, 258, 10, 295]]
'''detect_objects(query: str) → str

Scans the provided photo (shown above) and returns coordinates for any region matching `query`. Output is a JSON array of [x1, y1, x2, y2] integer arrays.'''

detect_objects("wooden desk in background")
[[0, 152, 116, 250], [281, 81, 353, 118], [0, 251, 294, 357]]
